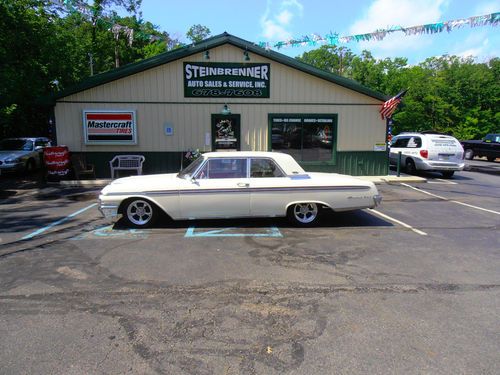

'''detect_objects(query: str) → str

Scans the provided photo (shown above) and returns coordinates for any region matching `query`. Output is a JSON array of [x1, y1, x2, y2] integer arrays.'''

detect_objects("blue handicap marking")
[[71, 225, 151, 240], [185, 226, 283, 238]]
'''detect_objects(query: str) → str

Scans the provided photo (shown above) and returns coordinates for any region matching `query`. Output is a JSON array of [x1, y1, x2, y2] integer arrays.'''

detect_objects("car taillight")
[[420, 150, 428, 158]]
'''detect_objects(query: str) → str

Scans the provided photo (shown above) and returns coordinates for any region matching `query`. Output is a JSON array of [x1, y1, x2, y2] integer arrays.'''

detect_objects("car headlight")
[[5, 158, 20, 164]]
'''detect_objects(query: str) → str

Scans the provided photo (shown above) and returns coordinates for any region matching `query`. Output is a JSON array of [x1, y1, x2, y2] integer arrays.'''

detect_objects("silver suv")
[[390, 132, 464, 178]]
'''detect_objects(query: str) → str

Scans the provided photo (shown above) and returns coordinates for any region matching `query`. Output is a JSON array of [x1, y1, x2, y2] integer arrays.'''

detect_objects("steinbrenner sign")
[[184, 62, 270, 98], [83, 110, 137, 145]]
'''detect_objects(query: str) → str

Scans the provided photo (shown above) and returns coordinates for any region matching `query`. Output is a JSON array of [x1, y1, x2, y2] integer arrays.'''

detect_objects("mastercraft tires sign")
[[83, 110, 137, 145]]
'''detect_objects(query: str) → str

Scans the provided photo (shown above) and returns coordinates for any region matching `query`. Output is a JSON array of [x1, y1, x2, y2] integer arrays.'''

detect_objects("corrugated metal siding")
[[55, 43, 386, 154], [55, 103, 384, 152]]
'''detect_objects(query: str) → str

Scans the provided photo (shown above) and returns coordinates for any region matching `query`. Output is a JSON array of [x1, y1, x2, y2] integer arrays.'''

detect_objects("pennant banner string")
[[258, 12, 500, 50]]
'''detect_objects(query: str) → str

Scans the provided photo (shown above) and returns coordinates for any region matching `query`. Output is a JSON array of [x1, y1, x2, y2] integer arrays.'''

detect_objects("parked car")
[[461, 133, 499, 162], [389, 132, 464, 178], [98, 151, 382, 228], [0, 137, 51, 173]]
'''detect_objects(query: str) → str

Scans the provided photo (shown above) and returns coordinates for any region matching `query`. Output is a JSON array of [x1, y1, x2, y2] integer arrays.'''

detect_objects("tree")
[[297, 45, 355, 77], [186, 24, 211, 43]]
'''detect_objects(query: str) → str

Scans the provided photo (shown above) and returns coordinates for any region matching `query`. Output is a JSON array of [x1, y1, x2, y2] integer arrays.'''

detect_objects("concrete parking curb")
[[357, 175, 427, 184]]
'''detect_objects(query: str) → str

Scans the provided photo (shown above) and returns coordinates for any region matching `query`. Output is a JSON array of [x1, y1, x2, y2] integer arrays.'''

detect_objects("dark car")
[[461, 133, 500, 162]]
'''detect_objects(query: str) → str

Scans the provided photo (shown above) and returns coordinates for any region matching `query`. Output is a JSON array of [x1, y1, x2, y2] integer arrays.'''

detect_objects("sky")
[[138, 0, 499, 65]]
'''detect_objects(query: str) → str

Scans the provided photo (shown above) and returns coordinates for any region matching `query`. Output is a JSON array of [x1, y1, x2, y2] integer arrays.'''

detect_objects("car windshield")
[[177, 157, 205, 178], [0, 139, 33, 151]]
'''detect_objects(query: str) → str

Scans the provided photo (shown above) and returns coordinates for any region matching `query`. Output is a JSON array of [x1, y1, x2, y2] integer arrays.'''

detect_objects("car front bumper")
[[98, 196, 120, 218], [98, 204, 120, 218], [0, 162, 24, 171]]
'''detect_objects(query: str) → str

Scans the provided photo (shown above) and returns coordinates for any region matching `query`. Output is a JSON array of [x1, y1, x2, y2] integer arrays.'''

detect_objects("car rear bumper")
[[416, 160, 465, 171]]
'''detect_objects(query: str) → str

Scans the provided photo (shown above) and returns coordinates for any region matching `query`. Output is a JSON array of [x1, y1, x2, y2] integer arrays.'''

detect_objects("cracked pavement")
[[0, 170, 499, 374]]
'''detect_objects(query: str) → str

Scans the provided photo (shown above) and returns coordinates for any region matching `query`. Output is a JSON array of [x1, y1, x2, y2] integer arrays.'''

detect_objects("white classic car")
[[98, 151, 382, 227]]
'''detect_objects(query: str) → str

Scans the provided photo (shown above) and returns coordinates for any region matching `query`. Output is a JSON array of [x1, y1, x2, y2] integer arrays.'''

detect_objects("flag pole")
[[386, 117, 393, 175]]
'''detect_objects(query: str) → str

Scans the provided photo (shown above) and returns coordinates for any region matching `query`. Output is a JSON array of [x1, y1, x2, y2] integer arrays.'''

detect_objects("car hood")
[[101, 173, 180, 194], [0, 150, 29, 160]]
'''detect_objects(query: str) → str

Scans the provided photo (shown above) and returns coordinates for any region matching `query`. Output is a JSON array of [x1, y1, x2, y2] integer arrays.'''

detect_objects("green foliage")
[[0, 0, 190, 139], [186, 24, 211, 43], [297, 45, 354, 76], [297, 47, 499, 140]]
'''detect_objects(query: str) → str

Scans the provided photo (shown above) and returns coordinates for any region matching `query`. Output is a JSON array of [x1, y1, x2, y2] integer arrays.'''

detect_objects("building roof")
[[53, 32, 387, 102]]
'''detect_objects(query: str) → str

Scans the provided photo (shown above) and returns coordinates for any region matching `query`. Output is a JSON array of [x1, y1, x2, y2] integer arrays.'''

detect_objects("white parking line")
[[22, 203, 97, 240], [427, 178, 457, 185], [401, 183, 500, 215], [369, 209, 428, 236]]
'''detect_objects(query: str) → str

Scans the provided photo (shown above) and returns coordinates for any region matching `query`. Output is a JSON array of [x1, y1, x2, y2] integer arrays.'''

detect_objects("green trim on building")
[[303, 151, 388, 176], [52, 33, 387, 103], [75, 151, 183, 179], [76, 150, 387, 178]]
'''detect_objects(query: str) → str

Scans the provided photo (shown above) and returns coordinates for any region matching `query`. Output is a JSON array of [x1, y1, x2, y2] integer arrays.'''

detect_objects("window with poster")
[[211, 114, 241, 151], [268, 114, 338, 163]]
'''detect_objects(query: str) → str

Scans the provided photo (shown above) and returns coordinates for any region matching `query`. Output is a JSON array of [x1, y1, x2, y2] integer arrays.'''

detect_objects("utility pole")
[[88, 53, 94, 76]]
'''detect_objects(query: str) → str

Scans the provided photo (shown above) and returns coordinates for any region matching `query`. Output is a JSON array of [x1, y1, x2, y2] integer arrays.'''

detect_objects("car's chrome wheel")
[[288, 203, 320, 226], [124, 199, 156, 227]]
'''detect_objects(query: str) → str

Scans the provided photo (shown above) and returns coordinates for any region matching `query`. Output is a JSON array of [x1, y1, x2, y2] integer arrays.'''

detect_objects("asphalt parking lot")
[[0, 165, 499, 374]]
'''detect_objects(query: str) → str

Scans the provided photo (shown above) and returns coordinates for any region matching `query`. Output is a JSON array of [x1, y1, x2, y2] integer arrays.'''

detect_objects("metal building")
[[53, 33, 389, 177]]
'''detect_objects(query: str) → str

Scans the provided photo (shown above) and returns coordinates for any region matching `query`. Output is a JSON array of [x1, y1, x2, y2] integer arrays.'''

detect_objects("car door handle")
[[237, 183, 250, 187]]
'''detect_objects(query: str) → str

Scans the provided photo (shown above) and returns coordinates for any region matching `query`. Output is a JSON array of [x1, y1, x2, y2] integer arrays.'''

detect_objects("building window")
[[269, 114, 336, 162]]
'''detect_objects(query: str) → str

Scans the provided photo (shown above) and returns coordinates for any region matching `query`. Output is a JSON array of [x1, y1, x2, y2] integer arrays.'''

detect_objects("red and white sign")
[[44, 146, 70, 179], [83, 110, 137, 144]]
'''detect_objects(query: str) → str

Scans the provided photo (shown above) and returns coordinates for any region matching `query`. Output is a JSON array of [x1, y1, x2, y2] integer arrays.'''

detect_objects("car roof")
[[202, 151, 306, 175], [395, 133, 457, 139]]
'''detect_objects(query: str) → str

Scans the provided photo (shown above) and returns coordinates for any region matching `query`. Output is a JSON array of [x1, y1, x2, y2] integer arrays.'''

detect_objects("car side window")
[[35, 139, 50, 148], [250, 158, 284, 178], [196, 158, 247, 179], [392, 137, 409, 148], [23, 140, 34, 151], [407, 137, 422, 148]]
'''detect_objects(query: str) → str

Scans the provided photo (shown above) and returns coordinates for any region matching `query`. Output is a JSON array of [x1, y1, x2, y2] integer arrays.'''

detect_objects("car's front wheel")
[[123, 199, 157, 228], [441, 171, 455, 178], [287, 203, 321, 226], [25, 158, 36, 173]]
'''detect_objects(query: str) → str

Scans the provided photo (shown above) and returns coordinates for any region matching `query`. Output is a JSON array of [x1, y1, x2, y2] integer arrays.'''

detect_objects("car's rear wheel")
[[405, 159, 417, 175], [441, 171, 455, 178], [123, 199, 157, 228], [287, 203, 320, 226], [464, 149, 474, 160]]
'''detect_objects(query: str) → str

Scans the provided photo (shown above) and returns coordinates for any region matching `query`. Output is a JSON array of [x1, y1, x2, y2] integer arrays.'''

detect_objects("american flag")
[[380, 89, 407, 120]]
